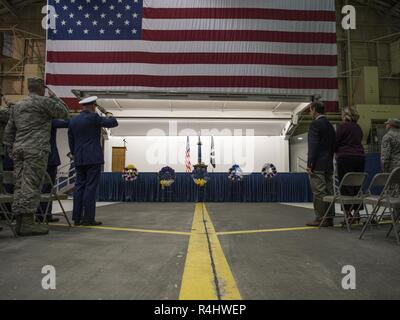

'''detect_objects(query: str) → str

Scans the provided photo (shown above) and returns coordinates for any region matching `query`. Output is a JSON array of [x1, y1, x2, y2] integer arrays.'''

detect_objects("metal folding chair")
[[360, 167, 400, 244], [0, 171, 17, 237], [36, 172, 72, 227], [358, 173, 390, 234], [319, 172, 368, 232]]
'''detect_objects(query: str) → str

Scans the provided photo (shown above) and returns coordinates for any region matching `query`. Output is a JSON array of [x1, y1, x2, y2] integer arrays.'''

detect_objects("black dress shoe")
[[73, 221, 81, 226], [82, 221, 102, 226]]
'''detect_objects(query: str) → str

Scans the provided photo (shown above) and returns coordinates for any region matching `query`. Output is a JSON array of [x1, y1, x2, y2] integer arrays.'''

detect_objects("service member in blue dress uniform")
[[38, 119, 69, 222], [68, 96, 118, 226]]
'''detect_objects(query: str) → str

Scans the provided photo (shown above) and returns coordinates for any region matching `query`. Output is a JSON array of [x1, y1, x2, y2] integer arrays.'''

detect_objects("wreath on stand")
[[192, 163, 210, 187], [261, 163, 278, 179], [122, 164, 139, 182], [158, 166, 176, 189], [228, 164, 244, 181]]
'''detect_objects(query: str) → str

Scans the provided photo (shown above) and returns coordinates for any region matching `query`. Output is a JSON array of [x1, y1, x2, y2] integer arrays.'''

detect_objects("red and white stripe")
[[46, 0, 338, 111], [185, 136, 192, 172]]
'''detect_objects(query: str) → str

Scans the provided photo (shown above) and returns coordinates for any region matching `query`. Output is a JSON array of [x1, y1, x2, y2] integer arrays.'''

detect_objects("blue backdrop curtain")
[[97, 153, 381, 203], [98, 172, 313, 202]]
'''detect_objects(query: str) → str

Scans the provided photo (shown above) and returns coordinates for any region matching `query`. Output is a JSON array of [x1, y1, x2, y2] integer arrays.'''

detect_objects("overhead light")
[[297, 137, 303, 140]]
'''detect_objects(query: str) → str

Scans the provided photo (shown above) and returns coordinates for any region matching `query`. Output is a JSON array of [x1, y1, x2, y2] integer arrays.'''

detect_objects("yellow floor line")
[[179, 203, 241, 300], [50, 223, 190, 236], [217, 226, 319, 236], [217, 221, 393, 236]]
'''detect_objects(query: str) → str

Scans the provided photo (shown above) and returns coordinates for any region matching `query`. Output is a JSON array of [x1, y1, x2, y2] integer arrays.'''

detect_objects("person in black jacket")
[[306, 102, 336, 227]]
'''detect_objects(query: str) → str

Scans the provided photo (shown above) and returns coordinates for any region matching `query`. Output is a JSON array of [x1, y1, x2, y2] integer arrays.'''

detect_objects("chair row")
[[319, 167, 400, 245], [0, 171, 71, 237]]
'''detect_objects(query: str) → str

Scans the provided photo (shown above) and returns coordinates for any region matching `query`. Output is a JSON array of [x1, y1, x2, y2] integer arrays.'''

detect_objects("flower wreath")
[[158, 166, 176, 189], [261, 163, 278, 178], [228, 164, 244, 181], [192, 163, 210, 187], [122, 164, 139, 181]]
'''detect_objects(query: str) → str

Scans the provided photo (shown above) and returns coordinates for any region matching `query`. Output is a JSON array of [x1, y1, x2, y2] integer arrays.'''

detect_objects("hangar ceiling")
[[1, 0, 400, 19]]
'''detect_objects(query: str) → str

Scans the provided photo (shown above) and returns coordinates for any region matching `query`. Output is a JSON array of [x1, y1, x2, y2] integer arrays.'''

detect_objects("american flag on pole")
[[185, 136, 192, 172], [46, 0, 338, 111]]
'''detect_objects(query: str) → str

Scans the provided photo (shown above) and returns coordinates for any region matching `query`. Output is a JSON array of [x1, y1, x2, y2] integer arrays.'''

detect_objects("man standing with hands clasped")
[[68, 96, 118, 226], [305, 102, 336, 227]]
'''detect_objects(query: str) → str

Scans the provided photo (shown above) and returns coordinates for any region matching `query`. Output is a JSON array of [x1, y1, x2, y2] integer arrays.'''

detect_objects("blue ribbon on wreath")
[[228, 164, 244, 181], [158, 166, 176, 188]]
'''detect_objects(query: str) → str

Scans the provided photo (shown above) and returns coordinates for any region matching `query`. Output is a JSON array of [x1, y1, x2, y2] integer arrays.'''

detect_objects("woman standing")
[[335, 107, 365, 223]]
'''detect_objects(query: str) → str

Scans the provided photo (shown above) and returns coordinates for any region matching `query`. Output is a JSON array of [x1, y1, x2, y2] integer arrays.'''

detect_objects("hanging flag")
[[185, 136, 192, 172], [45, 0, 339, 112], [210, 136, 216, 169]]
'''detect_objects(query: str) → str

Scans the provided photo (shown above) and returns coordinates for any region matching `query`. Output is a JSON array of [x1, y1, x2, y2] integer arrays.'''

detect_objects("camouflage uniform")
[[381, 128, 400, 173], [3, 89, 69, 233], [0, 105, 10, 192]]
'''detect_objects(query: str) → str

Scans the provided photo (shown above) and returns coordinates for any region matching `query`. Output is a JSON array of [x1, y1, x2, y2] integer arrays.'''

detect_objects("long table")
[[98, 172, 313, 202]]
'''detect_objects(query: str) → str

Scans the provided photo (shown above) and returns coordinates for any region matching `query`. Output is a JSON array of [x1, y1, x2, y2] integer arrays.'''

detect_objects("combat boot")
[[17, 213, 49, 236]]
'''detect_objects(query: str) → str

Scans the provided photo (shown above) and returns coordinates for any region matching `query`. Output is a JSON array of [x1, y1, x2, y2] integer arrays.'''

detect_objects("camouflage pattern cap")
[[385, 118, 400, 128], [27, 77, 45, 88]]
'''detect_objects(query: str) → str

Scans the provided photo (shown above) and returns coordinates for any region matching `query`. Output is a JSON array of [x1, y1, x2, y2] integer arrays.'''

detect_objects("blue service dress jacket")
[[68, 110, 118, 166]]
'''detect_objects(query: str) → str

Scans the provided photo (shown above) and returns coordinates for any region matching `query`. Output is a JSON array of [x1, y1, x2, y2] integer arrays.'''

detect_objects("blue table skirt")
[[98, 172, 313, 202]]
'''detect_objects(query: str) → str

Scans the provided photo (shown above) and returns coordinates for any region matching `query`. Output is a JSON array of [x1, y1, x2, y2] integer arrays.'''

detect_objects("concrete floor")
[[0, 202, 399, 300]]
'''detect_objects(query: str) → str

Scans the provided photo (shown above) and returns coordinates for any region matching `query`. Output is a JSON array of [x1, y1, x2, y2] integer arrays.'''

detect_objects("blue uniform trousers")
[[72, 164, 101, 223]]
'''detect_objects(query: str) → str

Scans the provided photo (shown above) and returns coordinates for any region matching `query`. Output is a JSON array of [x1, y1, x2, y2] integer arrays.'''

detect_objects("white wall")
[[56, 128, 71, 173], [289, 133, 308, 172], [104, 135, 289, 173]]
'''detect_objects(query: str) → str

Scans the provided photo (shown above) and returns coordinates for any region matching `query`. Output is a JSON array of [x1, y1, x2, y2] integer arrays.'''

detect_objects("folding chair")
[[36, 172, 72, 227], [358, 173, 390, 233], [0, 171, 17, 237], [319, 172, 368, 232], [360, 167, 400, 244]]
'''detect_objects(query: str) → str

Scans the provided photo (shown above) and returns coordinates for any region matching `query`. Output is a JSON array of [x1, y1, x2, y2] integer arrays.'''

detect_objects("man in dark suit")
[[68, 96, 118, 226], [38, 119, 69, 222], [306, 102, 336, 227]]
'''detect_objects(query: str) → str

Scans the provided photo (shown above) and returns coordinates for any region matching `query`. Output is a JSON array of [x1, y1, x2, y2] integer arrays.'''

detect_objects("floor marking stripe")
[[50, 223, 191, 236], [217, 226, 319, 235], [179, 203, 241, 300], [217, 222, 393, 236]]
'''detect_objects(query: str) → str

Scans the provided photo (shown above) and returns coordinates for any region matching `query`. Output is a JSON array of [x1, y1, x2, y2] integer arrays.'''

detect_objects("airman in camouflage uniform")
[[3, 78, 69, 236], [381, 119, 400, 173], [0, 97, 11, 231], [0, 97, 11, 193]]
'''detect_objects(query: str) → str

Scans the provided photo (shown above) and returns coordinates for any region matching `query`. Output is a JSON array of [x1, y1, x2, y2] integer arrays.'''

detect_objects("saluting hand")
[[46, 86, 57, 98]]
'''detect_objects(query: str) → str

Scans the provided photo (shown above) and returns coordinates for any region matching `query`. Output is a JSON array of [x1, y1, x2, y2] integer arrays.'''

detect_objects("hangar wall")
[[104, 136, 289, 173]]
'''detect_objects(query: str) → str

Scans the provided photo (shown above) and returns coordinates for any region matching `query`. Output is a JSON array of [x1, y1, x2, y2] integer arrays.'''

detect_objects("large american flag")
[[46, 0, 338, 111]]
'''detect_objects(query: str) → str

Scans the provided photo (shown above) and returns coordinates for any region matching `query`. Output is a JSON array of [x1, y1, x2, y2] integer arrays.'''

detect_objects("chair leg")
[[43, 200, 51, 225], [341, 201, 351, 232], [359, 203, 378, 240], [0, 203, 17, 238], [57, 198, 71, 228], [319, 201, 334, 227], [377, 205, 386, 222], [386, 210, 400, 244]]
